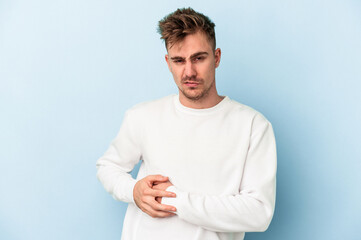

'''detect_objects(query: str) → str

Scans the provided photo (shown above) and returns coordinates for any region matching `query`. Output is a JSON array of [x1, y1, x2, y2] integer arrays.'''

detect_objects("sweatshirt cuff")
[[125, 178, 137, 204]]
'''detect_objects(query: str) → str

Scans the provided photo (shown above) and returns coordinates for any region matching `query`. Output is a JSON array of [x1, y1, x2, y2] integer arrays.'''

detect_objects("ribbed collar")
[[173, 94, 230, 116]]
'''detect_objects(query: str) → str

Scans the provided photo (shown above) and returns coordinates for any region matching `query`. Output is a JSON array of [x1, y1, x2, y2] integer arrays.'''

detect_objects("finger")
[[155, 196, 162, 203], [144, 188, 176, 198], [146, 175, 169, 184], [148, 200, 177, 212], [152, 185, 172, 192], [141, 195, 176, 212], [143, 203, 176, 218], [153, 181, 166, 185], [152, 181, 171, 190]]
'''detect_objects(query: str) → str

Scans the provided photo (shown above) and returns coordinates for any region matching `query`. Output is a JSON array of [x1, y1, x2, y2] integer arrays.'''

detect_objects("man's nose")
[[184, 61, 196, 79]]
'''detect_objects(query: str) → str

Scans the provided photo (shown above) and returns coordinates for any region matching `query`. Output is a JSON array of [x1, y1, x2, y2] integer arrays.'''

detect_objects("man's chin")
[[183, 91, 205, 101]]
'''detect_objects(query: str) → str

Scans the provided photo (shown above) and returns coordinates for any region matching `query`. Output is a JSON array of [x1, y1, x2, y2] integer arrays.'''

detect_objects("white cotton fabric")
[[96, 94, 277, 240]]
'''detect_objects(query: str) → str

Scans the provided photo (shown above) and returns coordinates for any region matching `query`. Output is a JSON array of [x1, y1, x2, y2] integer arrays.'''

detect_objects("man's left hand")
[[153, 181, 173, 203]]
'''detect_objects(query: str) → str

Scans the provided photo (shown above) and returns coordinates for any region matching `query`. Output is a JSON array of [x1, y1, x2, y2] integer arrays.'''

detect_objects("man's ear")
[[165, 54, 171, 71], [214, 48, 221, 68]]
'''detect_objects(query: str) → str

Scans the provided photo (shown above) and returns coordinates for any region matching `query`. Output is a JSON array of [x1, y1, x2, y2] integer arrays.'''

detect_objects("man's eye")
[[174, 60, 184, 63], [193, 56, 204, 62]]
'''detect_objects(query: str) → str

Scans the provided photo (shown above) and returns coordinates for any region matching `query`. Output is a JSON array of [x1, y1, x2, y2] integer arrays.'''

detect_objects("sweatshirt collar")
[[173, 94, 230, 115]]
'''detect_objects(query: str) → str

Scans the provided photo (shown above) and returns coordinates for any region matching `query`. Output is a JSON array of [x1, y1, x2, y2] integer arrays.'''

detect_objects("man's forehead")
[[167, 31, 213, 56], [167, 50, 211, 60]]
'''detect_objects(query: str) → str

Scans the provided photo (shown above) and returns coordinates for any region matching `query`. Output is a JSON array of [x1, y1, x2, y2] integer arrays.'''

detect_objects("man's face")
[[165, 31, 221, 102]]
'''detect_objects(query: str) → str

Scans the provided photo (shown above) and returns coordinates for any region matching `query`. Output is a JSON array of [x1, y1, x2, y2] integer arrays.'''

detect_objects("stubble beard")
[[179, 79, 214, 102]]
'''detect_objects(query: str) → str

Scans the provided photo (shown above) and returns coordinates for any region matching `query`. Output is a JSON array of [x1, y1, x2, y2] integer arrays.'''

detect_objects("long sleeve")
[[162, 115, 277, 233], [96, 110, 142, 203]]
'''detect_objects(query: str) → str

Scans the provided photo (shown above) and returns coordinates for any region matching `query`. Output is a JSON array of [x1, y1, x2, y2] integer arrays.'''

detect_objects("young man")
[[96, 8, 277, 240]]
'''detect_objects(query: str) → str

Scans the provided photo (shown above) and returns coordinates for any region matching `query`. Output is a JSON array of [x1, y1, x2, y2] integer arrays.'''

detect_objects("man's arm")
[[96, 110, 176, 217], [159, 117, 277, 232]]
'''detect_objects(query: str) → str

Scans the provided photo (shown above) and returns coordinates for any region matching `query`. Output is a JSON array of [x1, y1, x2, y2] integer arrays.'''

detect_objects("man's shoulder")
[[125, 94, 175, 116], [227, 98, 272, 126]]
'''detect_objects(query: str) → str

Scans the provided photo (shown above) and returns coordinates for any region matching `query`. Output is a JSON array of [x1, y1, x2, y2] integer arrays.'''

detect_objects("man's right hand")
[[133, 175, 177, 218]]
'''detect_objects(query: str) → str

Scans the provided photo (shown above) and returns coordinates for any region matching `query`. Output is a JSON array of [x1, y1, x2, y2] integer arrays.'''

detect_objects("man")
[[96, 7, 277, 240]]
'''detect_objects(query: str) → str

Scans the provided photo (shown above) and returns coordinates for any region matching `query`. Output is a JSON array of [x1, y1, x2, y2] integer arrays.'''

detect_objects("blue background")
[[1, 0, 360, 239]]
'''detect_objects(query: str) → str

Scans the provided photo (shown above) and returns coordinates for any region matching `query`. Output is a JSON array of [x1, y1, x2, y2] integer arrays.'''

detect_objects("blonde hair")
[[158, 7, 216, 50]]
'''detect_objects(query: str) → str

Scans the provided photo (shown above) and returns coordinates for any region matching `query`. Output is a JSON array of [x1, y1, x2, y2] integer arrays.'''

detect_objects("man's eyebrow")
[[170, 56, 185, 61], [190, 52, 209, 58], [170, 52, 209, 61]]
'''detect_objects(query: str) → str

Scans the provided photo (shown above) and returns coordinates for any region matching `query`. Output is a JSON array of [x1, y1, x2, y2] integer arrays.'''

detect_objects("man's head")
[[158, 8, 221, 106], [158, 7, 216, 51]]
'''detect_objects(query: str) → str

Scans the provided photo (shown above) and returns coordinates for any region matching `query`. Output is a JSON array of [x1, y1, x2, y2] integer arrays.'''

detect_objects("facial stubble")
[[179, 79, 214, 102]]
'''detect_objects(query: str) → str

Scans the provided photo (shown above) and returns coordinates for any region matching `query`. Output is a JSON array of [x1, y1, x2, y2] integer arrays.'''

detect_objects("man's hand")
[[153, 180, 173, 203], [133, 175, 176, 218]]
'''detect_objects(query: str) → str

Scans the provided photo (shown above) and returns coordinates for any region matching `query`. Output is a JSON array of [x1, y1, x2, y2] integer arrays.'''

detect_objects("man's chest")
[[140, 116, 252, 194]]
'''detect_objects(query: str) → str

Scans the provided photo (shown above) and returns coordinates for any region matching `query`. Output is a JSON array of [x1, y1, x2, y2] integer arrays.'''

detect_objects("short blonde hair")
[[158, 8, 216, 50]]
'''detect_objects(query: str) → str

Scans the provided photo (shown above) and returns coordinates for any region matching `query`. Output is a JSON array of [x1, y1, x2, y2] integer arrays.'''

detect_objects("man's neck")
[[179, 92, 225, 109]]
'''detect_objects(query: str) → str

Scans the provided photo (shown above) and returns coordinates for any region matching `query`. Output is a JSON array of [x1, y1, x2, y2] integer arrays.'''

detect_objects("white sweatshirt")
[[96, 94, 277, 240]]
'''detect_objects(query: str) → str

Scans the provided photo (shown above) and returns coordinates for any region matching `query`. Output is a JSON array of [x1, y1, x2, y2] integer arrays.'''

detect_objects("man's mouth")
[[184, 81, 200, 87]]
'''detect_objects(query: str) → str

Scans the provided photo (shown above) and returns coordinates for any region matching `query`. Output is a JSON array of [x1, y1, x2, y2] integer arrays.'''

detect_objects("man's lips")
[[184, 81, 200, 87]]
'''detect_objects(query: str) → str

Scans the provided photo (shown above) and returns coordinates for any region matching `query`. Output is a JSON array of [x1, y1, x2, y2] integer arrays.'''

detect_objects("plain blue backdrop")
[[1, 0, 360, 239]]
